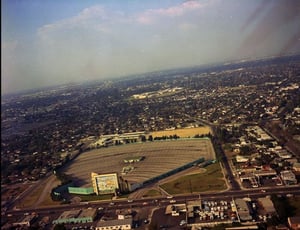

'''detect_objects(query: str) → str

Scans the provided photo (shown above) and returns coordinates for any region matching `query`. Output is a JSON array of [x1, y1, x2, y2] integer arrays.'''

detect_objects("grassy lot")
[[160, 163, 226, 194], [143, 189, 162, 198]]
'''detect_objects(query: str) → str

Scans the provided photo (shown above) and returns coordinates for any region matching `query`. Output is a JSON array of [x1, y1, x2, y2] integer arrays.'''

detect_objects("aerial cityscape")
[[2, 0, 300, 230], [2, 54, 300, 230]]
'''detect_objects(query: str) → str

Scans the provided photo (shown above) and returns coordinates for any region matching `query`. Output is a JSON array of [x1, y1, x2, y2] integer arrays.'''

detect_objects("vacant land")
[[17, 175, 61, 208], [63, 139, 215, 187], [151, 126, 212, 138], [160, 163, 226, 194]]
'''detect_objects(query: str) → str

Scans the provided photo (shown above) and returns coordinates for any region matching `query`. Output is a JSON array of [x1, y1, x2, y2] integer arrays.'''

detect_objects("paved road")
[[6, 184, 300, 216], [34, 174, 59, 208]]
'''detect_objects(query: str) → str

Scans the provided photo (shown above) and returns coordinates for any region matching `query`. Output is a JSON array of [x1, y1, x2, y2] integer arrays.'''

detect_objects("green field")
[[160, 163, 227, 194]]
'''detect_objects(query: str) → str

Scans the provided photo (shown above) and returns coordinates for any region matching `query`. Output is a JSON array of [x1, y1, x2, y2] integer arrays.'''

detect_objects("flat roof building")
[[280, 170, 297, 185], [52, 208, 97, 225], [235, 199, 252, 221], [95, 217, 132, 230]]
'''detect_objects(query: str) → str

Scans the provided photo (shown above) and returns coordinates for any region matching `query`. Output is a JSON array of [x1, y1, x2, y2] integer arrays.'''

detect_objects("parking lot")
[[63, 139, 215, 187]]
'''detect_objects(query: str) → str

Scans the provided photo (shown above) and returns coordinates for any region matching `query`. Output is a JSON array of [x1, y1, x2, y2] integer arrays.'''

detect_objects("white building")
[[236, 155, 249, 163]]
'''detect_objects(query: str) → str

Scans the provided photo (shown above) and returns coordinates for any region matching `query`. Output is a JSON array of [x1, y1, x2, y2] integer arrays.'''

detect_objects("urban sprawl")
[[1, 55, 300, 230]]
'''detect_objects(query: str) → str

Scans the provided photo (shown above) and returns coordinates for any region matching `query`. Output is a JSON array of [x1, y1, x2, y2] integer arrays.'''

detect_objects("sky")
[[2, 0, 300, 95]]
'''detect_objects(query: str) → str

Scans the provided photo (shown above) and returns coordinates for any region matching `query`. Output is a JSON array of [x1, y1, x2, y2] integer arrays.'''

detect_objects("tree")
[[53, 223, 66, 230], [270, 194, 296, 223], [148, 135, 153, 141], [239, 145, 251, 155], [141, 135, 146, 142]]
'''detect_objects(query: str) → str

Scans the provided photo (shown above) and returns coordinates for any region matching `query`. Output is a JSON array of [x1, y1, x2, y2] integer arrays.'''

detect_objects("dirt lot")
[[151, 126, 211, 138]]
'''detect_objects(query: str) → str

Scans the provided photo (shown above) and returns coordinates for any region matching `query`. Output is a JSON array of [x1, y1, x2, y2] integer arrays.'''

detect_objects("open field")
[[160, 163, 226, 194], [63, 139, 216, 188], [150, 126, 212, 138]]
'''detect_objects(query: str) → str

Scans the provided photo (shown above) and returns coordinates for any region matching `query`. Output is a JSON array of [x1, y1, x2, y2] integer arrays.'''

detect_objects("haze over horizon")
[[2, 0, 300, 95]]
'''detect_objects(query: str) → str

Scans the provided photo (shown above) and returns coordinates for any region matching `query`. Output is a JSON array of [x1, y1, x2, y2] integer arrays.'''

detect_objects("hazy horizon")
[[2, 0, 300, 95]]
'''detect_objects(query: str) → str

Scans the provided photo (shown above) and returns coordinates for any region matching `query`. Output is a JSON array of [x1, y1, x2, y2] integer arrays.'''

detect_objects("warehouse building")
[[235, 199, 252, 221]]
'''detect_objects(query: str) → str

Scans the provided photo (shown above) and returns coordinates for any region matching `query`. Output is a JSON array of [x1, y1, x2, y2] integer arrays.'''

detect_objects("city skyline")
[[2, 0, 300, 95]]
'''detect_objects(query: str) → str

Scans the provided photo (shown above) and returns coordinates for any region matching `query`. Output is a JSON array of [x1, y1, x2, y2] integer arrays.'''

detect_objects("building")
[[276, 149, 292, 159], [91, 172, 119, 195], [52, 208, 97, 224], [234, 199, 252, 221], [95, 217, 132, 230], [236, 155, 249, 163], [288, 216, 300, 230], [123, 156, 144, 163], [68, 186, 94, 195], [280, 170, 297, 185], [293, 162, 300, 172]]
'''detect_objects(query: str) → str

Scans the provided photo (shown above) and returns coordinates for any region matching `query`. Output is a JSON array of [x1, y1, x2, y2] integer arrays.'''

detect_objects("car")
[[109, 202, 115, 206], [169, 199, 176, 203], [180, 220, 187, 226], [127, 199, 133, 203], [144, 219, 149, 224]]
